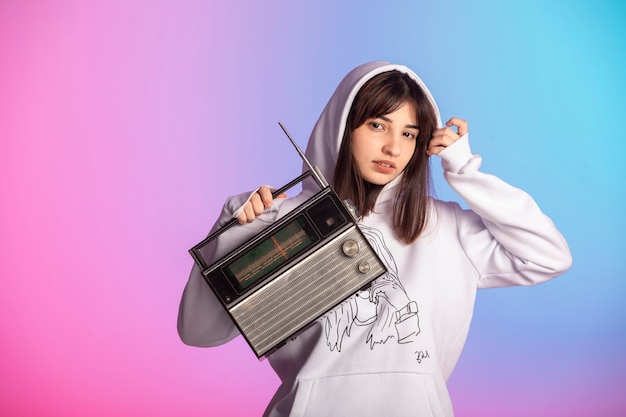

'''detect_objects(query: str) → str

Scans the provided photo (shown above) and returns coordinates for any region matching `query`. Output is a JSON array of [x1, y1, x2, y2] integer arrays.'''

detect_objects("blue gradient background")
[[1, 1, 624, 416]]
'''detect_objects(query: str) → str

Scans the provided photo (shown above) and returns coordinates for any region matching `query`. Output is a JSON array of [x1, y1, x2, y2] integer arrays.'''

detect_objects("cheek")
[[403, 142, 417, 158], [350, 137, 369, 164], [400, 143, 417, 169]]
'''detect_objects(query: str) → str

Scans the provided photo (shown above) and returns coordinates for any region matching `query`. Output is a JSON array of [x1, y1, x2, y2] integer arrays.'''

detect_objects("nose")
[[382, 133, 401, 157]]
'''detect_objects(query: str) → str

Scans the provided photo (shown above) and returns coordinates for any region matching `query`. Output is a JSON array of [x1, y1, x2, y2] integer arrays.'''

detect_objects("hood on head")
[[302, 61, 442, 192]]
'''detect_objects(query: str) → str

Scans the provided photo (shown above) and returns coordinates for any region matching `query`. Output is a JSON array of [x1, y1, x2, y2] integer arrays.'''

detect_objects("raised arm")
[[433, 118, 572, 288]]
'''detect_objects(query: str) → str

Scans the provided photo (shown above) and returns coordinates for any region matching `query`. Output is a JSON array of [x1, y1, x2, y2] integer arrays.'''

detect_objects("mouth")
[[372, 160, 396, 174], [374, 160, 396, 169]]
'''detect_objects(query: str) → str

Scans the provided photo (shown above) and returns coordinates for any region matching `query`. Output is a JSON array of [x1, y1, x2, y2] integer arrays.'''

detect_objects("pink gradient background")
[[1, 1, 625, 416]]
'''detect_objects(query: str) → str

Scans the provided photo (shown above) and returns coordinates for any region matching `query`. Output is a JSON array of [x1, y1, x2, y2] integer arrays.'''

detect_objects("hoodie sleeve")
[[438, 135, 572, 288], [177, 188, 281, 347]]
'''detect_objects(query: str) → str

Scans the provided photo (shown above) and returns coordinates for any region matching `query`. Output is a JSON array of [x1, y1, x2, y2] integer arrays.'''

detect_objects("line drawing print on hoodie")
[[177, 61, 573, 417], [322, 224, 421, 353]]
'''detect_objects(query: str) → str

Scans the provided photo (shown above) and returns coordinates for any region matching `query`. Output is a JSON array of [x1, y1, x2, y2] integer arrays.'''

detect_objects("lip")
[[372, 160, 396, 174]]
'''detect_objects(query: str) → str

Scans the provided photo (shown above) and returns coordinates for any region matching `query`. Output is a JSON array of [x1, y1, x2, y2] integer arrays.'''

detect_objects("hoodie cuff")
[[438, 134, 472, 174]]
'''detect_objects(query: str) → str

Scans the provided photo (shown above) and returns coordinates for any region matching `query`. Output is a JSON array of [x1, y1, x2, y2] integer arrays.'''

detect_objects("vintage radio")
[[189, 123, 387, 358]]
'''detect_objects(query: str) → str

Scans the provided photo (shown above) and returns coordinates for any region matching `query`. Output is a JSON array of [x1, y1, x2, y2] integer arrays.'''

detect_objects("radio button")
[[342, 240, 360, 257]]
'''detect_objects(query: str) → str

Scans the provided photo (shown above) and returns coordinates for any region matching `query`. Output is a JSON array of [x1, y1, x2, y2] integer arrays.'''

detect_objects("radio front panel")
[[229, 225, 385, 357]]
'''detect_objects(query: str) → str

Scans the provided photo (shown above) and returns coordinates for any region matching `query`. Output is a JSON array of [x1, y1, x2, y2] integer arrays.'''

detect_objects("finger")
[[432, 127, 459, 141], [426, 144, 445, 156], [427, 136, 455, 155], [249, 193, 266, 216], [257, 186, 274, 208], [426, 137, 441, 156], [445, 117, 468, 136], [237, 203, 254, 224], [428, 132, 457, 149]]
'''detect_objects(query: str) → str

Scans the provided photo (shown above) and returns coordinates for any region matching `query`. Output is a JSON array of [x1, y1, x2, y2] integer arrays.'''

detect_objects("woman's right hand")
[[236, 186, 286, 224]]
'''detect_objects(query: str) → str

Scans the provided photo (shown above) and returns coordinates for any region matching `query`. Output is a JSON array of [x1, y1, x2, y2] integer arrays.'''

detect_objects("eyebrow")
[[378, 115, 419, 130]]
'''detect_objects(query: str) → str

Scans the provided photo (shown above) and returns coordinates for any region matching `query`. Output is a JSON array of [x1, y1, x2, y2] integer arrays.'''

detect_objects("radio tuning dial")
[[358, 261, 371, 274], [341, 240, 360, 257]]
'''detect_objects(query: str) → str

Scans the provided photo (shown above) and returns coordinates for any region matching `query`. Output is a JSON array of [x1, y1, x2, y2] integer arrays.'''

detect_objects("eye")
[[369, 121, 383, 130], [403, 131, 418, 139]]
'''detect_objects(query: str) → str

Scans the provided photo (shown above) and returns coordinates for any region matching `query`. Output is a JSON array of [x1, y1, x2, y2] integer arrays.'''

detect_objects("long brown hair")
[[333, 70, 438, 244]]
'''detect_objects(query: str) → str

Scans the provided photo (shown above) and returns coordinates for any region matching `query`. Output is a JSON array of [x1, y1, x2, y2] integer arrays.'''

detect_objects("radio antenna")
[[278, 121, 329, 189]]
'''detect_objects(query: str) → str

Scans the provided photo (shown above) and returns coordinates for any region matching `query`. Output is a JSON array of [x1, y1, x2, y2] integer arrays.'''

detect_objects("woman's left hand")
[[427, 117, 468, 156]]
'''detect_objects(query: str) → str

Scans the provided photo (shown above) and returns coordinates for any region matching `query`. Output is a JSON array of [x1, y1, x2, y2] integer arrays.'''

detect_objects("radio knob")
[[358, 261, 371, 274], [342, 240, 359, 257]]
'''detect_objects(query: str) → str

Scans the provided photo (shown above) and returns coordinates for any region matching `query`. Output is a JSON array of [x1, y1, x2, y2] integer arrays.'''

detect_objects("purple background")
[[1, 1, 625, 416]]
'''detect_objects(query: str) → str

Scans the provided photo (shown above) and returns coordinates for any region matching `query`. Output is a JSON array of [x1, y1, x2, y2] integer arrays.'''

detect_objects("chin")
[[363, 176, 396, 187]]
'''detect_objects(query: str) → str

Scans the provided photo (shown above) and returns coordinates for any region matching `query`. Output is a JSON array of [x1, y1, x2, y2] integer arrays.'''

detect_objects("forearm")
[[177, 264, 239, 347]]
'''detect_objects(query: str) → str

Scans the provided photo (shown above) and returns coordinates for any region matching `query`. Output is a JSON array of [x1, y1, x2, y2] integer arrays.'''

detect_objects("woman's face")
[[351, 102, 418, 185]]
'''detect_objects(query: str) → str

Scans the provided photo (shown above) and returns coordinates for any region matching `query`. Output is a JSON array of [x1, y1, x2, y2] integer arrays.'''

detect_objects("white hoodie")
[[178, 62, 572, 417]]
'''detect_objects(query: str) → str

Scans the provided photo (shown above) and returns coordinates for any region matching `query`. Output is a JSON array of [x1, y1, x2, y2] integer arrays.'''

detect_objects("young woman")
[[178, 62, 572, 417]]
